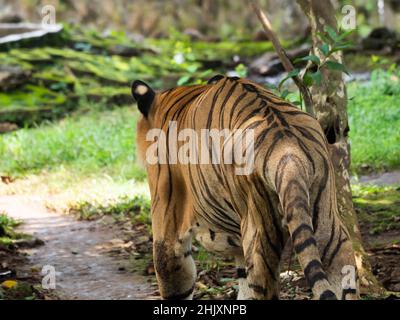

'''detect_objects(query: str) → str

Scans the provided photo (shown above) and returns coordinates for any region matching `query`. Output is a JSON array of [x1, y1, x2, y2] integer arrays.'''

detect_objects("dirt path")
[[0, 195, 155, 300], [356, 170, 400, 185]]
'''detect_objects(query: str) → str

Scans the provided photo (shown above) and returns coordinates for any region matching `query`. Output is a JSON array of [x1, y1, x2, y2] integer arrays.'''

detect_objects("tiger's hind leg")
[[240, 215, 281, 300], [153, 233, 197, 300], [312, 171, 359, 300], [320, 227, 359, 300]]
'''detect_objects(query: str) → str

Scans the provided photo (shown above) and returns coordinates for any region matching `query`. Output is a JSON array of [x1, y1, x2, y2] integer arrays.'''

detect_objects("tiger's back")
[[132, 75, 359, 300]]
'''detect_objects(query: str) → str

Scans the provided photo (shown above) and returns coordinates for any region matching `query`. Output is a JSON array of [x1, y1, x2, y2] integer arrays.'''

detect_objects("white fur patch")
[[135, 84, 148, 95]]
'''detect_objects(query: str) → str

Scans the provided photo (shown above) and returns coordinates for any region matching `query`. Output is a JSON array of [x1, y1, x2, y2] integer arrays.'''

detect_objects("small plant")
[[0, 212, 21, 247], [234, 63, 248, 78], [70, 195, 151, 227], [274, 26, 353, 106]]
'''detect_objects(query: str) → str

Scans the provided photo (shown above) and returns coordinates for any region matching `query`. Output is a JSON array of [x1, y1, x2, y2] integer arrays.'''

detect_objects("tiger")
[[131, 75, 359, 300]]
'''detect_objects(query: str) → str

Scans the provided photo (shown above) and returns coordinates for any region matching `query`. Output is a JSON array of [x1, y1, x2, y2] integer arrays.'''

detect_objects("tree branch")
[[249, 0, 315, 117]]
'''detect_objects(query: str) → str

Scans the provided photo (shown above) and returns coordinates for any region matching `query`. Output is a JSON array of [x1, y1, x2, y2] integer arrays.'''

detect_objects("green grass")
[[353, 184, 400, 235], [348, 69, 400, 173], [69, 194, 151, 226], [0, 105, 145, 181], [0, 212, 21, 247], [0, 69, 399, 208]]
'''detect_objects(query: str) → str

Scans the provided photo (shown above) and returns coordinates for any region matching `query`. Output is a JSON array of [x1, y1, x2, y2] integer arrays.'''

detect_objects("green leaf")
[[324, 25, 340, 43], [294, 54, 321, 66], [337, 29, 355, 40], [325, 61, 349, 75], [186, 65, 198, 73], [319, 43, 330, 56], [292, 100, 302, 106], [311, 70, 322, 86], [316, 32, 331, 44], [303, 72, 314, 87], [198, 69, 213, 78], [265, 83, 278, 91], [278, 68, 300, 90], [266, 83, 277, 90], [328, 43, 354, 54], [177, 75, 191, 86], [280, 89, 290, 99]]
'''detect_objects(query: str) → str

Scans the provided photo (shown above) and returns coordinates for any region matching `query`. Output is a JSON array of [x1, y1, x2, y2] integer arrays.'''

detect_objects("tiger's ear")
[[131, 80, 155, 117], [207, 74, 225, 84]]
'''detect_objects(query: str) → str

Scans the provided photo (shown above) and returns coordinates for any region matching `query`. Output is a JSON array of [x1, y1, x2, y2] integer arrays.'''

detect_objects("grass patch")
[[0, 105, 145, 181], [348, 69, 400, 173], [69, 194, 151, 226], [0, 212, 22, 247], [353, 184, 400, 235]]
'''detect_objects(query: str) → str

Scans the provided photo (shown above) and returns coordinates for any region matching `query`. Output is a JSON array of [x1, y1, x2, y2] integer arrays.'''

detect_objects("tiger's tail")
[[275, 154, 337, 300]]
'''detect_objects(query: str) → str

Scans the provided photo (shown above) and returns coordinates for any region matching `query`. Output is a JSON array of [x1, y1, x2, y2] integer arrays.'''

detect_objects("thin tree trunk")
[[249, 0, 315, 117], [296, 0, 384, 295]]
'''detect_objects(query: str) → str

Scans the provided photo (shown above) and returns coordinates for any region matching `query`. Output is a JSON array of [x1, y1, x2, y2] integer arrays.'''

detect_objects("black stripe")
[[188, 169, 239, 235], [265, 188, 285, 249], [236, 268, 247, 279], [259, 95, 292, 107], [227, 236, 240, 247], [219, 81, 239, 127], [280, 110, 315, 119], [252, 184, 283, 257], [209, 229, 216, 241], [270, 108, 289, 128], [319, 290, 337, 300], [206, 78, 228, 129], [193, 165, 241, 234], [282, 180, 309, 209], [249, 284, 268, 295], [341, 288, 357, 300], [285, 197, 309, 220], [328, 228, 348, 266], [293, 125, 325, 149], [254, 125, 275, 150], [294, 237, 317, 254], [290, 133, 316, 174], [228, 91, 248, 128], [160, 86, 202, 127], [321, 218, 336, 261], [312, 150, 329, 231], [291, 223, 314, 242], [231, 96, 258, 128], [242, 83, 258, 92], [236, 103, 266, 127], [258, 238, 278, 281], [274, 154, 296, 193], [304, 259, 323, 278], [267, 113, 274, 124]]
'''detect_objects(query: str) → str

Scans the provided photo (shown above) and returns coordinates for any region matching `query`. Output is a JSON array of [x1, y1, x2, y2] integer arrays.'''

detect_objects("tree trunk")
[[296, 0, 384, 295]]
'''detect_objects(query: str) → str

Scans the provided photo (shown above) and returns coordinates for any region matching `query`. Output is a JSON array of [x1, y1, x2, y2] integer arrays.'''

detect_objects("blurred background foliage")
[[2, 0, 400, 39], [0, 0, 399, 178]]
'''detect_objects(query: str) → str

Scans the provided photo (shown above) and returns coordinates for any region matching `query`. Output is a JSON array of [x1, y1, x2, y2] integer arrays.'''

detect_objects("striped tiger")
[[131, 75, 359, 300]]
